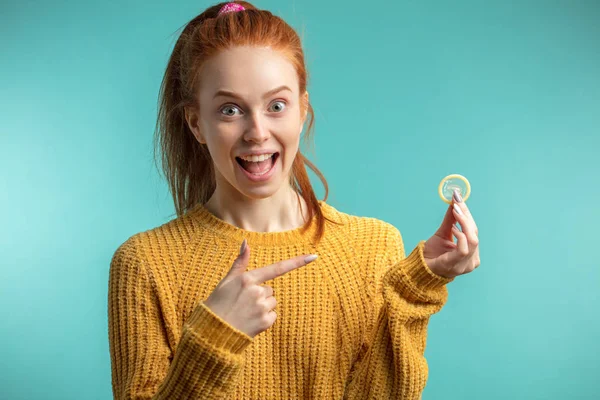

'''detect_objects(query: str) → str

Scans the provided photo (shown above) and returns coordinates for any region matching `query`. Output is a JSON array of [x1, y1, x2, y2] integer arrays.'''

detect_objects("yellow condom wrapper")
[[439, 174, 471, 204]]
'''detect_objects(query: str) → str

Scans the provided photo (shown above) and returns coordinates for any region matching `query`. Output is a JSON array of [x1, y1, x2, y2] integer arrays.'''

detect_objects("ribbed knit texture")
[[107, 200, 454, 399]]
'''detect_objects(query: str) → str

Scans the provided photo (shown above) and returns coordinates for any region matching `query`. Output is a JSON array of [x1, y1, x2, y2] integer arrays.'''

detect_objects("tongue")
[[240, 157, 272, 174]]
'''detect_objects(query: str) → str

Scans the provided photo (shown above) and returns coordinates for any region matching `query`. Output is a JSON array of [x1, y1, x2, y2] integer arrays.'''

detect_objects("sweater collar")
[[188, 200, 331, 246]]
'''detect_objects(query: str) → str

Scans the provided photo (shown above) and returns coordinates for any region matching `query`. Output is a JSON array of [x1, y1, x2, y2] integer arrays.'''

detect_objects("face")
[[185, 46, 308, 201]]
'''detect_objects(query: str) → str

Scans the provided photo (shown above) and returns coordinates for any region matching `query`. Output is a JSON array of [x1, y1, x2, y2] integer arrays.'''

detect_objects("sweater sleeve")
[[343, 225, 454, 400], [107, 235, 254, 399]]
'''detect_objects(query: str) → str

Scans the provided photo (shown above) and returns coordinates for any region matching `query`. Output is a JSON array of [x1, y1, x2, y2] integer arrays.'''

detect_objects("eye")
[[270, 100, 286, 113], [220, 104, 241, 117]]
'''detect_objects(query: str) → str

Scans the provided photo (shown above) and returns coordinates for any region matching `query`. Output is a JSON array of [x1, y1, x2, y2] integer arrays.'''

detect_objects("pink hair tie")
[[218, 2, 246, 15]]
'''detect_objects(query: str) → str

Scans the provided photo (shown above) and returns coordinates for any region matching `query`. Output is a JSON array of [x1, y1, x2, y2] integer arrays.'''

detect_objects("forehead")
[[199, 46, 299, 98]]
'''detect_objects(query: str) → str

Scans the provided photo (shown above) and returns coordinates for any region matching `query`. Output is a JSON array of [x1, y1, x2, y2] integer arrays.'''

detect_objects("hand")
[[423, 189, 480, 279], [203, 240, 318, 338]]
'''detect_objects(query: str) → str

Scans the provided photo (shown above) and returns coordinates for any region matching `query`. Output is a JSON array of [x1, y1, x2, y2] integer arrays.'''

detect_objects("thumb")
[[227, 238, 250, 278], [437, 202, 456, 235]]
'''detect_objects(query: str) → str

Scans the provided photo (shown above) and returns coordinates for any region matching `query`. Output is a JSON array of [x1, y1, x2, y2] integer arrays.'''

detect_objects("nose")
[[243, 111, 271, 144]]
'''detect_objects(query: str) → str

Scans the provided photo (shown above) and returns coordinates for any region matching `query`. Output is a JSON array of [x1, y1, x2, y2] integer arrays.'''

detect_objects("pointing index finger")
[[247, 254, 317, 284]]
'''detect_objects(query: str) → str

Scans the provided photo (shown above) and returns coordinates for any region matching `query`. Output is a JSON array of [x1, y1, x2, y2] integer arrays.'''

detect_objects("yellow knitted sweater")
[[107, 200, 454, 399]]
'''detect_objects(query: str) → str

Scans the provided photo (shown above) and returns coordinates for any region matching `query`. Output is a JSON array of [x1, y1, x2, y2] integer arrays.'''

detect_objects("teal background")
[[1, 0, 598, 398]]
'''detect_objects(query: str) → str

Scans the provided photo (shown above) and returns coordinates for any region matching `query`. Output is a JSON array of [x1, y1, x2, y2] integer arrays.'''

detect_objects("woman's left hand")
[[423, 189, 480, 279]]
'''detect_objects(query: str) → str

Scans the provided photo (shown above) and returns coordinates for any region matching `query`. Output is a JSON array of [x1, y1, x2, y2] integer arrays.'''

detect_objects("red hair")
[[153, 1, 339, 244]]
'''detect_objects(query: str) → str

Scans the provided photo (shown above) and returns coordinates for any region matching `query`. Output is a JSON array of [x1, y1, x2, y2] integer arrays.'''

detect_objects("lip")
[[237, 149, 279, 158], [236, 152, 279, 183]]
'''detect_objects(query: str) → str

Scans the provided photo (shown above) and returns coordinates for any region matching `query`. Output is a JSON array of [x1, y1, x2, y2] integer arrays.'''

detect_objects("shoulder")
[[110, 207, 204, 269], [321, 201, 403, 254]]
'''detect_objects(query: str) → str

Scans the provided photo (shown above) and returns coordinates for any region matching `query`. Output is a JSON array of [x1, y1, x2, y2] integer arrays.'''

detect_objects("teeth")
[[239, 153, 275, 162]]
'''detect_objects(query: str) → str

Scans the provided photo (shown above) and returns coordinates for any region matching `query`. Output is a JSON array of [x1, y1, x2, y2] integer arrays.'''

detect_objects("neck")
[[203, 184, 309, 233]]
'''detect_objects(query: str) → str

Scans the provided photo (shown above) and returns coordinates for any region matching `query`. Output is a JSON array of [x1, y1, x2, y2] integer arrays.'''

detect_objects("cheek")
[[204, 133, 236, 166], [280, 129, 302, 167]]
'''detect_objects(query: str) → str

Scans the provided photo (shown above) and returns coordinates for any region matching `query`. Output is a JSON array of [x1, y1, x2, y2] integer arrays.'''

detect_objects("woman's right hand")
[[202, 239, 318, 338]]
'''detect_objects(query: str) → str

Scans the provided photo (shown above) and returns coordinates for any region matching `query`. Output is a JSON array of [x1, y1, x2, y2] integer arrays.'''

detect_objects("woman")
[[107, 2, 481, 399]]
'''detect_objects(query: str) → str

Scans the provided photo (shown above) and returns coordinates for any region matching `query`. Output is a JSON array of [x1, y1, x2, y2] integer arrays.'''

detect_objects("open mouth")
[[235, 152, 279, 175]]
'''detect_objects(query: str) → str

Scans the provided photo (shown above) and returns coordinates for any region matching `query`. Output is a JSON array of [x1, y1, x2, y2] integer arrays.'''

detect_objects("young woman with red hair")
[[107, 2, 480, 399]]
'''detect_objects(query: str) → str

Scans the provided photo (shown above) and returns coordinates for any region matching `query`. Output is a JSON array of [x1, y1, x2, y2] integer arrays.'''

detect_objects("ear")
[[300, 91, 309, 125], [184, 106, 206, 144]]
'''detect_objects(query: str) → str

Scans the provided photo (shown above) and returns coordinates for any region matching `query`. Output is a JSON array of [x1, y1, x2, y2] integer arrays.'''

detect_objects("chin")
[[236, 176, 291, 201]]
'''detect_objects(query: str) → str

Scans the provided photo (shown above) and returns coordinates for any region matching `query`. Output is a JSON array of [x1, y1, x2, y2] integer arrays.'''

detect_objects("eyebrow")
[[212, 85, 292, 101]]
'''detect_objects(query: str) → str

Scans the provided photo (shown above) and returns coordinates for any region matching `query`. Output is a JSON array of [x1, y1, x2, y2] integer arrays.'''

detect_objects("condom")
[[438, 174, 471, 204]]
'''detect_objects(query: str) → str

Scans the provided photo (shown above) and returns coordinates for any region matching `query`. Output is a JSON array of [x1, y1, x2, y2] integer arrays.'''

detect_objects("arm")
[[108, 235, 253, 399], [344, 226, 454, 400]]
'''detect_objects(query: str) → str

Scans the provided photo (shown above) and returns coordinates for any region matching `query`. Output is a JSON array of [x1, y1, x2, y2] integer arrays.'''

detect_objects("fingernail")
[[239, 239, 247, 256], [304, 254, 318, 264], [453, 189, 463, 203], [453, 203, 463, 216]]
